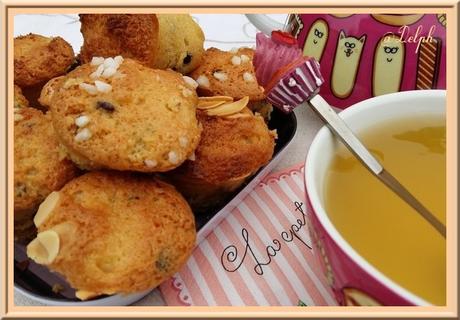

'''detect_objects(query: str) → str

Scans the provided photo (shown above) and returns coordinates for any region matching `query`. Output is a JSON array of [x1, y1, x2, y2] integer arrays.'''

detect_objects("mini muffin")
[[155, 14, 205, 74], [26, 171, 196, 299], [14, 85, 29, 109], [79, 14, 160, 68], [190, 47, 265, 102], [48, 57, 201, 172], [14, 33, 75, 88], [79, 14, 204, 74], [14, 107, 78, 243], [166, 96, 276, 211]]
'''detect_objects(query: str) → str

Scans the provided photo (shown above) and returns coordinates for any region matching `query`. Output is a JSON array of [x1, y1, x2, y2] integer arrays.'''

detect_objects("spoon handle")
[[308, 95, 446, 238]]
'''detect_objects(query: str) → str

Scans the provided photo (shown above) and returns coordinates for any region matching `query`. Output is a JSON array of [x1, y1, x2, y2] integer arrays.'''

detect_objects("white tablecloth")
[[13, 13, 326, 306]]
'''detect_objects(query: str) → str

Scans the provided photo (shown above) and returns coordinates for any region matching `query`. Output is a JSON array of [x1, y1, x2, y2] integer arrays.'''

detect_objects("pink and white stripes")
[[267, 59, 324, 113], [160, 164, 336, 306]]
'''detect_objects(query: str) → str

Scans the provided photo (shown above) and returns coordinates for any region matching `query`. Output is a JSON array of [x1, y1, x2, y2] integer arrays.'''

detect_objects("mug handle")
[[245, 14, 286, 35]]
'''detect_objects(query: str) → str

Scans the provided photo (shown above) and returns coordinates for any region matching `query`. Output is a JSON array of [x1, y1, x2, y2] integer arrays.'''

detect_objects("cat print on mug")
[[303, 18, 329, 62], [372, 34, 405, 96], [331, 30, 367, 99]]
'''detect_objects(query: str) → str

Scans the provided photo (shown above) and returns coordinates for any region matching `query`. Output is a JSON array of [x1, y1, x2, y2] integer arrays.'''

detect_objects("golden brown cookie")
[[14, 33, 75, 87], [155, 14, 205, 74], [14, 85, 29, 109], [48, 58, 201, 172], [79, 14, 160, 68], [166, 96, 275, 210], [26, 171, 196, 299], [14, 107, 78, 242], [190, 47, 265, 101]]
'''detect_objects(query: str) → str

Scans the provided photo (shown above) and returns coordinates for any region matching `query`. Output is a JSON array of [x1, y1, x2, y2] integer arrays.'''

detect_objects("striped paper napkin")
[[160, 164, 337, 306]]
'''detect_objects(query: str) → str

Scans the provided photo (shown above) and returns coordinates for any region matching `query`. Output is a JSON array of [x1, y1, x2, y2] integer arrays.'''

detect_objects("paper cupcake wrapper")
[[267, 58, 324, 113], [254, 33, 302, 87]]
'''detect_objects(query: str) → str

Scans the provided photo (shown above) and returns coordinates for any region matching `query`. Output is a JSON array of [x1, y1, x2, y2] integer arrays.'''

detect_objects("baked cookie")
[[14, 85, 29, 109], [155, 14, 205, 74], [190, 47, 265, 101], [79, 14, 204, 74], [166, 96, 275, 211], [79, 14, 160, 68], [14, 33, 75, 87], [26, 171, 196, 299], [48, 57, 201, 172], [14, 107, 78, 242]]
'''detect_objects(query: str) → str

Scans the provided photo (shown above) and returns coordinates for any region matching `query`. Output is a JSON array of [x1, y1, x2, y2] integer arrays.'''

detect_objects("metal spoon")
[[309, 94, 446, 238]]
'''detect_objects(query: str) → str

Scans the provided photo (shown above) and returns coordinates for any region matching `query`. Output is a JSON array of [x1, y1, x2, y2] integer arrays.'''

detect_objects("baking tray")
[[14, 108, 297, 306]]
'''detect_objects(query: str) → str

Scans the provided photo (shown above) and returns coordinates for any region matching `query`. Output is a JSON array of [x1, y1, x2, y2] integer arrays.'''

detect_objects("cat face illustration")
[[380, 36, 404, 63], [383, 46, 399, 62], [338, 30, 366, 58], [303, 19, 329, 61], [313, 27, 325, 44]]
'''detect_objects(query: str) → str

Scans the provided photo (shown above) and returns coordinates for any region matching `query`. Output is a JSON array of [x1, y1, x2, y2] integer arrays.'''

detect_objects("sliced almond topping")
[[197, 100, 227, 110], [206, 96, 250, 116], [198, 96, 234, 102], [34, 191, 60, 227], [197, 96, 234, 110], [224, 113, 252, 119], [76, 290, 98, 301], [27, 230, 60, 265]]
